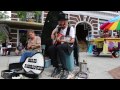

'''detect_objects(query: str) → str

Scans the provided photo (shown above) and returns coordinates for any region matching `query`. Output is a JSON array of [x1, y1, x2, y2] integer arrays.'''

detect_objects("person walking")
[[2, 40, 7, 56], [7, 42, 12, 55]]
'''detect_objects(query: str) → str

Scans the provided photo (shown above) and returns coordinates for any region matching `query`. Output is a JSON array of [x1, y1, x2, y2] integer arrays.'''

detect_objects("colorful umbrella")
[[102, 21, 120, 31], [100, 22, 110, 30], [100, 16, 120, 31], [109, 16, 120, 22]]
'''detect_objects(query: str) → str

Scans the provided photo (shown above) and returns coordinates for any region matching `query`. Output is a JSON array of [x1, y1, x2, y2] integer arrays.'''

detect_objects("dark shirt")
[[2, 42, 6, 47], [118, 42, 120, 49]]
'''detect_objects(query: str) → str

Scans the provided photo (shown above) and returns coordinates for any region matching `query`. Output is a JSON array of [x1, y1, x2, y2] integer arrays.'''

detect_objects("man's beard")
[[58, 26, 66, 29]]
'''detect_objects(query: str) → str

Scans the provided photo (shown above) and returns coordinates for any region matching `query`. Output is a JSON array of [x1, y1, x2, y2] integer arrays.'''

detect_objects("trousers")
[[48, 43, 73, 70]]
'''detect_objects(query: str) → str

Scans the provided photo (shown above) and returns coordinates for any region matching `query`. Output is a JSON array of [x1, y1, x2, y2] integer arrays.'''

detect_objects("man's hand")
[[56, 34, 64, 41], [56, 36, 61, 41], [51, 34, 55, 39], [59, 39, 66, 43]]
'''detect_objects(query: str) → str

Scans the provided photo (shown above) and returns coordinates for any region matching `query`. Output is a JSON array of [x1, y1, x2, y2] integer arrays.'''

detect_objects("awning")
[[0, 20, 44, 30]]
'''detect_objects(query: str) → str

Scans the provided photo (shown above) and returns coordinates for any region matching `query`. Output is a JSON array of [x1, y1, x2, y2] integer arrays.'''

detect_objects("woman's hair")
[[27, 30, 35, 34]]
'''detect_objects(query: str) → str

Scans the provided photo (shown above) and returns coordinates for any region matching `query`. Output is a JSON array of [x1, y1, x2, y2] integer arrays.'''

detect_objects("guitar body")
[[22, 52, 44, 75], [53, 33, 64, 45]]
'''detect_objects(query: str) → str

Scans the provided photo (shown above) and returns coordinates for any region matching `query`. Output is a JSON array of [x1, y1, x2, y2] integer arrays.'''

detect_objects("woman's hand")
[[27, 45, 34, 49], [27, 45, 31, 49], [31, 46, 35, 49]]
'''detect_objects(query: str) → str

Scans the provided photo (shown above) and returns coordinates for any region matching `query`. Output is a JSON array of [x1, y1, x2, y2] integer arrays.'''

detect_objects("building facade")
[[42, 11, 120, 51], [1, 11, 120, 51], [43, 11, 120, 37], [0, 11, 43, 50]]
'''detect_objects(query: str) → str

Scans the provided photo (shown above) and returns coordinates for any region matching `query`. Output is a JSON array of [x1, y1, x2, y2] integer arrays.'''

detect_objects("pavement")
[[0, 52, 120, 79]]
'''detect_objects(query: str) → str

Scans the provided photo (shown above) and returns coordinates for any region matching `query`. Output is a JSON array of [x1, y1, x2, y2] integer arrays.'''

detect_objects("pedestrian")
[[7, 42, 12, 55], [2, 40, 7, 56], [15, 42, 24, 56]]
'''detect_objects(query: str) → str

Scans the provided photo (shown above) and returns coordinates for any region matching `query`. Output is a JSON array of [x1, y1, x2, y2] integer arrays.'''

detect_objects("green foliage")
[[17, 11, 42, 21], [0, 32, 7, 42], [17, 11, 26, 20], [0, 12, 9, 19], [34, 11, 42, 16]]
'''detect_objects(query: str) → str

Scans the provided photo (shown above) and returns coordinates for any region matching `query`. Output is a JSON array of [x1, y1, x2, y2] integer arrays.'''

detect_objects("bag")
[[1, 70, 13, 79]]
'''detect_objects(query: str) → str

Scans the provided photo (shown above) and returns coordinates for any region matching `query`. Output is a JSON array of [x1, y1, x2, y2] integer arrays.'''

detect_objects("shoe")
[[51, 67, 61, 77], [67, 72, 74, 79], [55, 69, 64, 78], [60, 70, 69, 79]]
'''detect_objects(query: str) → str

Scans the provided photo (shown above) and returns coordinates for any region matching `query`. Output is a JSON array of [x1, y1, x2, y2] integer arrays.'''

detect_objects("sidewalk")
[[0, 56, 79, 79], [0, 52, 120, 79]]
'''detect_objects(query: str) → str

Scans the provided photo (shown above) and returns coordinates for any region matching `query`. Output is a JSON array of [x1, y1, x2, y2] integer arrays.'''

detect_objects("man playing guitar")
[[48, 13, 75, 79]]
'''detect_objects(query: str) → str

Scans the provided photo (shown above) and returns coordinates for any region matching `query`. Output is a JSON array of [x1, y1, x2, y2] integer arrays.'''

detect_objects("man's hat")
[[58, 13, 68, 21]]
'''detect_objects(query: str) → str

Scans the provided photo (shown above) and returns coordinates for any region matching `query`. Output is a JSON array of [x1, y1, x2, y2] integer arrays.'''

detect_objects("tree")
[[0, 11, 9, 43], [0, 32, 7, 43], [17, 11, 26, 21], [17, 11, 42, 22], [41, 11, 63, 55], [0, 11, 9, 20]]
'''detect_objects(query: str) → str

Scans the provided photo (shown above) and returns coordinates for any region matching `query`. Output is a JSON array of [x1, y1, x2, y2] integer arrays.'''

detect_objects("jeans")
[[19, 51, 36, 63]]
